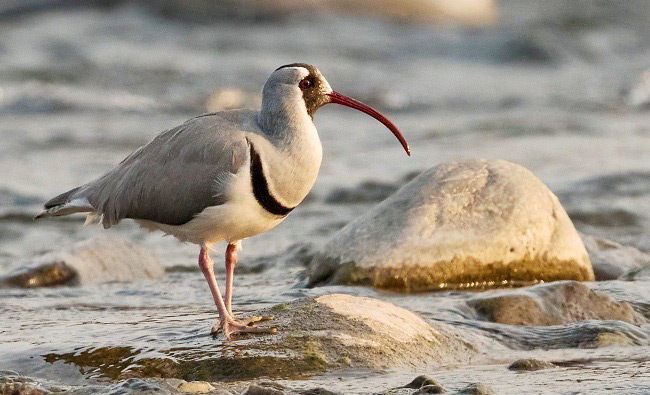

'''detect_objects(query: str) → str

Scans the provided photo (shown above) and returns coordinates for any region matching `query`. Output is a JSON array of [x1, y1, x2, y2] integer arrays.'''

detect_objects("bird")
[[36, 63, 410, 339]]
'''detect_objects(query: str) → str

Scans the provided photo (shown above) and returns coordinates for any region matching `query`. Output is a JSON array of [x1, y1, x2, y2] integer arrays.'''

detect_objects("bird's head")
[[262, 63, 410, 156]]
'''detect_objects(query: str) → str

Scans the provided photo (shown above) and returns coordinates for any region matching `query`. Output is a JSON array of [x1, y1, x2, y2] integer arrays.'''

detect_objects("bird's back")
[[40, 110, 259, 228]]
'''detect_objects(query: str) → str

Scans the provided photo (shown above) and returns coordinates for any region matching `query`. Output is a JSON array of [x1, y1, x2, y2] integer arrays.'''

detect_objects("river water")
[[1, 2, 649, 394]]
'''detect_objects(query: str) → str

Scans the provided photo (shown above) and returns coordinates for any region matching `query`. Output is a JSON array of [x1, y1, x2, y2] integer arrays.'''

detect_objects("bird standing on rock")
[[36, 63, 410, 339]]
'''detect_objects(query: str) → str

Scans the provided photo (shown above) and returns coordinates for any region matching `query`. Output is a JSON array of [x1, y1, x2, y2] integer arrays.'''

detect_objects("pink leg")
[[224, 243, 237, 317], [198, 245, 276, 339], [198, 246, 230, 324]]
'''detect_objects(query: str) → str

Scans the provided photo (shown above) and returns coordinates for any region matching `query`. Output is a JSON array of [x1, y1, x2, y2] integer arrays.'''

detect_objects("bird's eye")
[[299, 78, 312, 90]]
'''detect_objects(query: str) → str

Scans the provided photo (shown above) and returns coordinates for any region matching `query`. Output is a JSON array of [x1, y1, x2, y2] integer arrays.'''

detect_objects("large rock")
[[248, 294, 479, 371], [307, 160, 594, 292], [467, 281, 646, 326], [1, 236, 163, 287], [82, 294, 480, 380], [581, 234, 650, 280]]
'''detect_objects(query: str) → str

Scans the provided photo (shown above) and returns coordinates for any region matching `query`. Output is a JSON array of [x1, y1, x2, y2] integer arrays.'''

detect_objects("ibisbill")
[[36, 63, 410, 339]]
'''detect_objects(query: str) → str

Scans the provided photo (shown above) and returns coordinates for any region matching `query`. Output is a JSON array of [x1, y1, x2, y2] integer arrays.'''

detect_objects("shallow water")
[[1, 2, 650, 394]]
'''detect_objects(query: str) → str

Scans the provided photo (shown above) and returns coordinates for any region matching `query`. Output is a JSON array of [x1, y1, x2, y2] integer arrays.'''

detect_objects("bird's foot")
[[235, 315, 274, 326], [211, 315, 276, 339]]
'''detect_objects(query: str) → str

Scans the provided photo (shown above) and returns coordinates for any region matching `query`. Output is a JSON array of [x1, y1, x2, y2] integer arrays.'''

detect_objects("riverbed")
[[1, 1, 649, 393]]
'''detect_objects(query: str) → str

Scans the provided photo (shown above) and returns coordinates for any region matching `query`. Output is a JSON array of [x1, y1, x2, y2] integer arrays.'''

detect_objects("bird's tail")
[[35, 186, 95, 222]]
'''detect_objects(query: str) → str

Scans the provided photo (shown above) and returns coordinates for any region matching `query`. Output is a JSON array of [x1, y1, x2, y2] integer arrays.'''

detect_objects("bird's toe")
[[238, 315, 274, 326], [223, 320, 277, 339], [211, 316, 277, 339]]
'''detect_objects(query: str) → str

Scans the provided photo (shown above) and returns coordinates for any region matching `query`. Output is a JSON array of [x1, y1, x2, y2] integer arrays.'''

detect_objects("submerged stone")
[[1, 236, 163, 287], [581, 234, 650, 280], [308, 160, 593, 292], [507, 358, 555, 371], [467, 281, 646, 326]]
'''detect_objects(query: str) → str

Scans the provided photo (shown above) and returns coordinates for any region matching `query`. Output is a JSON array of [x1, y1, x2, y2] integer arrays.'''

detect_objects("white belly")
[[135, 165, 286, 246]]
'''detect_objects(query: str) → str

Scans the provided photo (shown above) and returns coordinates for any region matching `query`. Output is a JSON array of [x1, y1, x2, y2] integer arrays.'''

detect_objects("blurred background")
[[1, 0, 649, 253], [1, 1, 650, 392]]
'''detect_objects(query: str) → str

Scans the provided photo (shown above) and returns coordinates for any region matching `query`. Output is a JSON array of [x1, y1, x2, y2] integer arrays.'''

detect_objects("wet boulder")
[[307, 160, 594, 292], [120, 294, 479, 380], [467, 281, 646, 326], [38, 295, 485, 382], [1, 236, 163, 287], [581, 234, 650, 280], [243, 294, 478, 372]]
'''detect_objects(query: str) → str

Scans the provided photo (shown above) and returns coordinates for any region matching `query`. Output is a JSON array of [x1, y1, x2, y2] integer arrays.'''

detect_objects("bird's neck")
[[256, 98, 323, 206], [259, 96, 310, 136], [258, 98, 322, 155]]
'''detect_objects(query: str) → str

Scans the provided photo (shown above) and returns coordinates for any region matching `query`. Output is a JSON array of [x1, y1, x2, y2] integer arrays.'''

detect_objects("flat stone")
[[467, 281, 646, 326], [308, 160, 594, 292], [508, 358, 555, 371]]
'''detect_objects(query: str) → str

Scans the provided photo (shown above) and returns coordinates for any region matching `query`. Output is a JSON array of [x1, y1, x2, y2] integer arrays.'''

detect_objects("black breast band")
[[249, 144, 295, 217]]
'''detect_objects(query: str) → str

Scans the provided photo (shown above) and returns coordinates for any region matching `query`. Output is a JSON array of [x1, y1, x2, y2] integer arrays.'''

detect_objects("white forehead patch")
[[291, 66, 310, 80], [274, 66, 309, 80]]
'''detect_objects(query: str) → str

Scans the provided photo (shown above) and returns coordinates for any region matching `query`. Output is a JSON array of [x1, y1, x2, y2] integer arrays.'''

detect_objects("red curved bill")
[[327, 91, 410, 156]]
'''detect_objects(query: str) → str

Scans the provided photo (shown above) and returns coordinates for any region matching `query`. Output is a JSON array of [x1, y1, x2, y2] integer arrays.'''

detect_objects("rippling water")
[[1, 1, 650, 393]]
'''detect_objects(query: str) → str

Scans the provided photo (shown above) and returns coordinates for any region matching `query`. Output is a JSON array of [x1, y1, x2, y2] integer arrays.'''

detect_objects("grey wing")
[[81, 114, 250, 228]]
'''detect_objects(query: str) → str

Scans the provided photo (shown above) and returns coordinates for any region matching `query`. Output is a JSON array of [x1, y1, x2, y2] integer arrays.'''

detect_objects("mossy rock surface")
[[308, 160, 594, 292], [234, 294, 480, 375], [43, 295, 478, 381]]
